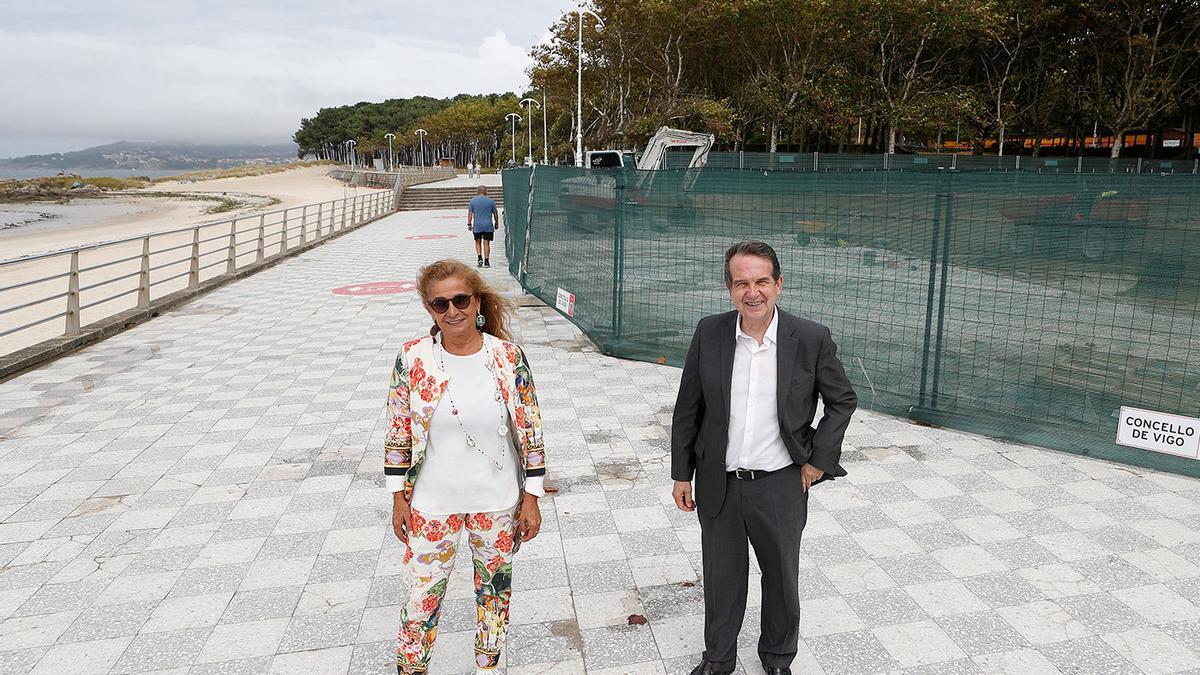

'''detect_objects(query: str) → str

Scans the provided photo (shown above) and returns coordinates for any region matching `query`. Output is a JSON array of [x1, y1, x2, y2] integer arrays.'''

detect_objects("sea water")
[[0, 167, 185, 180]]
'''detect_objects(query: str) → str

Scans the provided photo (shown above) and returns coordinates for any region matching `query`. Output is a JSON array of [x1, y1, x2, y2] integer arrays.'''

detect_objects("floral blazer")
[[384, 332, 547, 501]]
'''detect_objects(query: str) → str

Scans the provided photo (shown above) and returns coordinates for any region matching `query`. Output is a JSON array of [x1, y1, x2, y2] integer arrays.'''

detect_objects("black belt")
[[728, 466, 787, 480]]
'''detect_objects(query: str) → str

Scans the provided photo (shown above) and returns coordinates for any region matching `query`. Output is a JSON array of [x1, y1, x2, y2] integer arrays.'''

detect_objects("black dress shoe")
[[763, 668, 792, 675], [688, 659, 734, 675]]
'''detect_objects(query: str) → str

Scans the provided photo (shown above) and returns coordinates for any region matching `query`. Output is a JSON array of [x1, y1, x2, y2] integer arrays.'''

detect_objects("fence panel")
[[502, 165, 1200, 477]]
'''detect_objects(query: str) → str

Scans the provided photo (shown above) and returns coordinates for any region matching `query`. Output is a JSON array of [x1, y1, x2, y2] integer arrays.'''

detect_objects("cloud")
[[0, 1, 568, 157]]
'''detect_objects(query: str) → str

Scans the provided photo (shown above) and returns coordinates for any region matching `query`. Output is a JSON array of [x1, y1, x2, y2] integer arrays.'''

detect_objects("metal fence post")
[[1137, 158, 1143, 173], [1193, 158, 1198, 175], [930, 191, 954, 408], [138, 237, 151, 308], [66, 251, 80, 335], [738, 150, 744, 170], [1015, 155, 1021, 170], [188, 228, 200, 289], [281, 210, 289, 253], [256, 214, 265, 262], [225, 221, 237, 274], [315, 203, 323, 238], [918, 194, 944, 408], [1077, 155, 1083, 173], [341, 200, 347, 231], [300, 205, 308, 245], [814, 151, 819, 171], [611, 174, 626, 347]]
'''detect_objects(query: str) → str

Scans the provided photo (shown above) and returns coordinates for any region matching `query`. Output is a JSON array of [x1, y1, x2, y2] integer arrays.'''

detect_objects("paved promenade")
[[1, 207, 1199, 674]]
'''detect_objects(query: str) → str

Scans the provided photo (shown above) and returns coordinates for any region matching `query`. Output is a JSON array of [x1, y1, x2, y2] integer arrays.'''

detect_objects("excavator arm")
[[635, 127, 715, 170]]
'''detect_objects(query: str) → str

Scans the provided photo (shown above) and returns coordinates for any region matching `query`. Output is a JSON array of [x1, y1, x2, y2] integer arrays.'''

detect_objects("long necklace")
[[437, 338, 509, 470]]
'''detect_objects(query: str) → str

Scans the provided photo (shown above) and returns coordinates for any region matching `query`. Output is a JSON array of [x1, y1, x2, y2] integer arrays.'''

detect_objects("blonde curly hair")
[[417, 259, 513, 342]]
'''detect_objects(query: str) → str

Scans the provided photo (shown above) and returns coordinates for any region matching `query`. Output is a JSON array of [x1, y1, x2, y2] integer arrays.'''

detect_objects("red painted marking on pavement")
[[406, 234, 458, 240], [332, 281, 417, 296]]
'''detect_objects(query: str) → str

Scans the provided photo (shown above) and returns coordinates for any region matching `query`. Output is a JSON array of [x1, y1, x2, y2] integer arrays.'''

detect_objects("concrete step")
[[398, 192, 505, 211]]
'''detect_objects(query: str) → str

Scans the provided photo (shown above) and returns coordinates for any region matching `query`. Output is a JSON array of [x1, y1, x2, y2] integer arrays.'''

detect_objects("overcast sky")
[[0, 0, 569, 159]]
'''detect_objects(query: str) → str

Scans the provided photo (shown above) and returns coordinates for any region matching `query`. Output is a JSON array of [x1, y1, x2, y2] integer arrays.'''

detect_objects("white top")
[[726, 309, 792, 472], [386, 344, 544, 513]]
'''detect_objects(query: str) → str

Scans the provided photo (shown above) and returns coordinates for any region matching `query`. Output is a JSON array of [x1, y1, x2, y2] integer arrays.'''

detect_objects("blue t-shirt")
[[469, 195, 498, 233]]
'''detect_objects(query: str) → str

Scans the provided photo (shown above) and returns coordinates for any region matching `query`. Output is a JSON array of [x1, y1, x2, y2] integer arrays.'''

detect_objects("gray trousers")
[[699, 465, 808, 669]]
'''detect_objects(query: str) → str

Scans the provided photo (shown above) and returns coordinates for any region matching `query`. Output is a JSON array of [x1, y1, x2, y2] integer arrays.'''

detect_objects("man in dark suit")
[[672, 241, 858, 675]]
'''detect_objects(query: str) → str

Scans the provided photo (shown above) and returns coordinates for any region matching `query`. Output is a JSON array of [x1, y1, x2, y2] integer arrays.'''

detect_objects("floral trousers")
[[397, 507, 517, 673]]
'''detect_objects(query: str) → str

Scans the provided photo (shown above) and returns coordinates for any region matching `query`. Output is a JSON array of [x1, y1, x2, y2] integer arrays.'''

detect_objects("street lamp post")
[[505, 113, 521, 164], [574, 8, 604, 167], [542, 91, 548, 164], [384, 133, 395, 172], [520, 98, 541, 165], [415, 129, 427, 171]]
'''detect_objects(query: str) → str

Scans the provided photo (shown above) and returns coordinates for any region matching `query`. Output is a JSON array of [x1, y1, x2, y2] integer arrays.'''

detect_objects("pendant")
[[465, 435, 477, 447], [497, 424, 508, 436]]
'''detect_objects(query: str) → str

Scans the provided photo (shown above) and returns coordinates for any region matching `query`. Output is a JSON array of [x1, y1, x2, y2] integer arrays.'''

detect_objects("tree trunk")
[[998, 124, 1006, 157], [887, 123, 897, 155], [1110, 130, 1124, 159], [769, 121, 778, 153]]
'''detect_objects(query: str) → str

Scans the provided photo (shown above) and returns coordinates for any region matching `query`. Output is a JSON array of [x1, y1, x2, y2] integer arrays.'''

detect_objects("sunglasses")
[[428, 294, 473, 313]]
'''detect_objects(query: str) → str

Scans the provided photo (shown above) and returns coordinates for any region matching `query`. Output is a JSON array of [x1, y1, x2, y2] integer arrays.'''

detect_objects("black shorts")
[[473, 231, 494, 241]]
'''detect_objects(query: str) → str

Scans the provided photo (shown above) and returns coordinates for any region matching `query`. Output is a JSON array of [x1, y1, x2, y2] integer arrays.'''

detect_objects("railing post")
[[225, 220, 237, 275], [341, 200, 347, 231], [281, 210, 289, 253], [813, 151, 819, 171], [256, 214, 265, 262], [315, 203, 323, 238], [1077, 155, 1083, 173], [65, 251, 80, 335], [300, 205, 308, 245], [137, 236, 151, 308], [611, 174, 626, 346], [188, 228, 200, 289]]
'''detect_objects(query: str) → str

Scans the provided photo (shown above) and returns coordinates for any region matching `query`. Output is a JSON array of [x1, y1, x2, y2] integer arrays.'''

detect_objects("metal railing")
[[0, 190, 394, 358], [328, 167, 456, 189]]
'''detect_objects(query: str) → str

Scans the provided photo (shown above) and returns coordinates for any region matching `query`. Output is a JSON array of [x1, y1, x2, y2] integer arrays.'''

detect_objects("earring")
[[476, 314, 486, 330]]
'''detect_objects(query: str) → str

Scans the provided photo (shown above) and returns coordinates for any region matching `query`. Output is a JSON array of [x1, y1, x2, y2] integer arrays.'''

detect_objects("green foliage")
[[296, 0, 1200, 159]]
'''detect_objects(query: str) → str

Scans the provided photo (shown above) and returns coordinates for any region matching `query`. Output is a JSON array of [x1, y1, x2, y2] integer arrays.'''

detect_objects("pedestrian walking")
[[466, 161, 474, 179], [385, 259, 547, 674], [467, 186, 499, 268], [671, 241, 858, 675]]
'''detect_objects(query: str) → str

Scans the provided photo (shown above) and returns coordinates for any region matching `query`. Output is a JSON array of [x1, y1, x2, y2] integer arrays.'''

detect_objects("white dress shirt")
[[726, 309, 793, 472]]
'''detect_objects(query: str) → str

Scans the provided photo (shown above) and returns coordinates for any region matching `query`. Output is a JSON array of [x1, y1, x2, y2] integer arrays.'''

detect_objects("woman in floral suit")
[[385, 259, 546, 674]]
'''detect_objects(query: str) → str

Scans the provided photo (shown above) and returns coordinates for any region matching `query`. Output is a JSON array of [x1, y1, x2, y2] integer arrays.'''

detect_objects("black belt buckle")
[[734, 468, 758, 480]]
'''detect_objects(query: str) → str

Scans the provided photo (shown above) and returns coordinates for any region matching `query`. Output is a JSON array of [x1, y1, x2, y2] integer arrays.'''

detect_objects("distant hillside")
[[0, 141, 300, 171]]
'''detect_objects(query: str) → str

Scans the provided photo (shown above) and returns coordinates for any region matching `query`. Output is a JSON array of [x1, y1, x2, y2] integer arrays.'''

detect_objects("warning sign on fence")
[[1116, 406, 1200, 459], [555, 287, 576, 317]]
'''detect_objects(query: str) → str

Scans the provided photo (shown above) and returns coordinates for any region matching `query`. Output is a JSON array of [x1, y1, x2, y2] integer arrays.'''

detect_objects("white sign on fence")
[[555, 287, 576, 317], [1116, 406, 1200, 459]]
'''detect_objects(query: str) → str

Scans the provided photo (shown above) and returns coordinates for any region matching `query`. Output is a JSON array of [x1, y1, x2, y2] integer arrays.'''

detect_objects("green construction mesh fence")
[[503, 163, 1200, 477], [704, 151, 1199, 175]]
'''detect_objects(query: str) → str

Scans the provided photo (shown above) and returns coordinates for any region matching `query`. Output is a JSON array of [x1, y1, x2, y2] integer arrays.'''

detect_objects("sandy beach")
[[0, 165, 392, 356], [0, 165, 372, 259]]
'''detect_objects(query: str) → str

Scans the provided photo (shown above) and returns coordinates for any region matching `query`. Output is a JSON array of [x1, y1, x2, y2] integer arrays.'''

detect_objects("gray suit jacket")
[[671, 309, 858, 517]]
